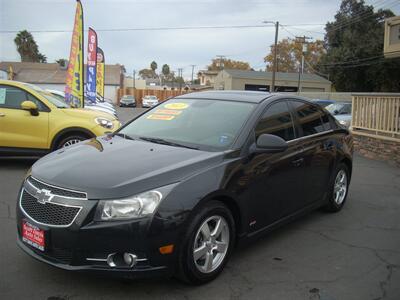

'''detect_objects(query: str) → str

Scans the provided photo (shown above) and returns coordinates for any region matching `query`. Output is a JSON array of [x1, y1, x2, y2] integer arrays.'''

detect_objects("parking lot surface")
[[0, 107, 399, 300]]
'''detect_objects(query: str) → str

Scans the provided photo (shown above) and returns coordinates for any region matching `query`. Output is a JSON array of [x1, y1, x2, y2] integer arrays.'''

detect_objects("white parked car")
[[142, 95, 159, 108], [46, 89, 117, 118]]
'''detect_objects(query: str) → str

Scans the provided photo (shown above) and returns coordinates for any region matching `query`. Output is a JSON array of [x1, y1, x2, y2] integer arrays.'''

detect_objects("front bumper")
[[16, 184, 178, 278]]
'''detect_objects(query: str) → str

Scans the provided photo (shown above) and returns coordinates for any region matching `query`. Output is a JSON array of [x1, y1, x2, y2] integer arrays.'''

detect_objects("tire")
[[56, 134, 87, 149], [177, 201, 235, 285], [324, 163, 350, 212]]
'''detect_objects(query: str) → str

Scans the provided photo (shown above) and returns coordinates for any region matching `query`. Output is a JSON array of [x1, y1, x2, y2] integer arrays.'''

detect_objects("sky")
[[0, 0, 399, 79]]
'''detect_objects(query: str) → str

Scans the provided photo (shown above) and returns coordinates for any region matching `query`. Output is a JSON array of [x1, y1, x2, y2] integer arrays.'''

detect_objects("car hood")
[[61, 108, 117, 120], [334, 114, 351, 121], [31, 136, 224, 199]]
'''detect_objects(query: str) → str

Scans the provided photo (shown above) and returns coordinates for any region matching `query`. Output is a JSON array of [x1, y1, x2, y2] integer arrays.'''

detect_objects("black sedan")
[[119, 95, 136, 107], [16, 91, 353, 284]]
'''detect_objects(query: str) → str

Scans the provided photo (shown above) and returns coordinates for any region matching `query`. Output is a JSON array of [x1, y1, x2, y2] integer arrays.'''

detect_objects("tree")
[[150, 61, 158, 72], [139, 68, 156, 79], [56, 58, 68, 67], [161, 64, 170, 76], [207, 58, 251, 71], [264, 39, 325, 73], [317, 0, 400, 92], [14, 30, 47, 63]]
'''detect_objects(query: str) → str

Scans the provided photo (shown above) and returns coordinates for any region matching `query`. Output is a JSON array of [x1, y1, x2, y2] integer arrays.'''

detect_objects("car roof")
[[174, 90, 274, 103]]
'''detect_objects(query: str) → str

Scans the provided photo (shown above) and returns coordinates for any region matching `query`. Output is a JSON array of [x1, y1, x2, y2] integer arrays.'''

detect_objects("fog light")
[[123, 253, 137, 267]]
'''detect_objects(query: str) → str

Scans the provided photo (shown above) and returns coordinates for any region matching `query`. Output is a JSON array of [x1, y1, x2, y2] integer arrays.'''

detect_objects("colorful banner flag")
[[65, 0, 84, 107], [96, 47, 105, 101], [86, 28, 97, 104], [7, 66, 14, 80]]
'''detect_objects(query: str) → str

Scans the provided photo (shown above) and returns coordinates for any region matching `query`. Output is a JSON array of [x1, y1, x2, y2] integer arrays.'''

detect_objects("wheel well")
[[51, 128, 94, 150], [211, 195, 242, 242], [340, 157, 352, 180]]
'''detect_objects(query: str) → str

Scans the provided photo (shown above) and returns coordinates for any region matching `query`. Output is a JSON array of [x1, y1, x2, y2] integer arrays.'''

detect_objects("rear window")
[[290, 101, 326, 136]]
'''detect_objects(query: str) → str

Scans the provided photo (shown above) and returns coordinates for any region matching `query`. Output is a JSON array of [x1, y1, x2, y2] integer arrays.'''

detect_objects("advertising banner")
[[86, 28, 97, 103], [96, 47, 105, 100], [65, 0, 84, 107]]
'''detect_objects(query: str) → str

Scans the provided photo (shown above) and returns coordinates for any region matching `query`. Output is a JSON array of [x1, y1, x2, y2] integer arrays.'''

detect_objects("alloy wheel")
[[62, 138, 82, 148], [334, 169, 347, 205], [193, 215, 230, 274]]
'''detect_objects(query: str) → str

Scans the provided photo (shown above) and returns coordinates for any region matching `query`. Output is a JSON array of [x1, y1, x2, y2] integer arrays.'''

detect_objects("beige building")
[[197, 70, 218, 86], [0, 61, 124, 103], [214, 69, 331, 92]]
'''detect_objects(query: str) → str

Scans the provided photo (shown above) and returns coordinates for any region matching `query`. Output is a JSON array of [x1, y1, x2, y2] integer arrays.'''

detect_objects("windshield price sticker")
[[155, 109, 182, 115], [164, 103, 189, 110], [147, 114, 175, 121], [0, 88, 5, 104]]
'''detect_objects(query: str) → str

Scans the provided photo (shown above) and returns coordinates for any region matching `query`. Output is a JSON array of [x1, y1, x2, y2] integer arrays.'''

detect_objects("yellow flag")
[[65, 0, 84, 107], [8, 66, 14, 80], [96, 47, 105, 100]]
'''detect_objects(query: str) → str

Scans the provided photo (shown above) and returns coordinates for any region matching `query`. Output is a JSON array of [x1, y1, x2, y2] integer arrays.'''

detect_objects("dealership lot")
[[0, 107, 399, 300]]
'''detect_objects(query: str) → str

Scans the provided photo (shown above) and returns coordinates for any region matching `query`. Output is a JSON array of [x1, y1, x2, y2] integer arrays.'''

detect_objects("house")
[[197, 70, 218, 86], [214, 69, 332, 92], [0, 61, 124, 103]]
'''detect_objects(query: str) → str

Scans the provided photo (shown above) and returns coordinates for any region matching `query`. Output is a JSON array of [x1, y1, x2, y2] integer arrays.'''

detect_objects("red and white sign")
[[22, 221, 45, 251]]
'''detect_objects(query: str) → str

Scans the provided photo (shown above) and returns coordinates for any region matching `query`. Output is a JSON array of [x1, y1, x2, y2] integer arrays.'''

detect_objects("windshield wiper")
[[112, 132, 135, 140], [138, 136, 198, 150]]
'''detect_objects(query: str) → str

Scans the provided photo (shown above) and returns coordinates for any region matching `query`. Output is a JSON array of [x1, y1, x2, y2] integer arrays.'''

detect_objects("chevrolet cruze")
[[16, 91, 353, 284]]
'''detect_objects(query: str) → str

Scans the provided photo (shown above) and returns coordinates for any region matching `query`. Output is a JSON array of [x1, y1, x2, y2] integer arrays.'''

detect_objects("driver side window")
[[255, 101, 296, 141], [0, 85, 46, 111]]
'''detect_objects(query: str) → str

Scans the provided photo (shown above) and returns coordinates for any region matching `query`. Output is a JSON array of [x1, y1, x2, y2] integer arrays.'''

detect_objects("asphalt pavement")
[[0, 107, 399, 300]]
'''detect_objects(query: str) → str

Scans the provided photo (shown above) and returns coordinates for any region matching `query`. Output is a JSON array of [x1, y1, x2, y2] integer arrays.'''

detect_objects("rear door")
[[0, 85, 49, 149], [289, 100, 336, 206]]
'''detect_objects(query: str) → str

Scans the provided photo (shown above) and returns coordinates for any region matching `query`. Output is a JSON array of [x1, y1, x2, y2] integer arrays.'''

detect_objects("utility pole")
[[132, 70, 136, 91], [295, 35, 312, 94], [263, 21, 279, 92], [190, 64, 196, 85], [178, 68, 183, 90]]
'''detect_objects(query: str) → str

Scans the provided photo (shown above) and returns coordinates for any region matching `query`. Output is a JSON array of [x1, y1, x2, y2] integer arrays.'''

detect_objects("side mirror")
[[252, 134, 288, 153], [333, 110, 339, 115], [21, 101, 39, 116]]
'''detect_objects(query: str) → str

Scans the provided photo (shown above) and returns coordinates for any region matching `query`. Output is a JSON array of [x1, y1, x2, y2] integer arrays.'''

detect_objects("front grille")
[[28, 177, 87, 199], [20, 190, 81, 226]]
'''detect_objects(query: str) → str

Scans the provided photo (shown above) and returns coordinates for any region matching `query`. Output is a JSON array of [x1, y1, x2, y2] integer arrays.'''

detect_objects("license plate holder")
[[22, 221, 45, 251]]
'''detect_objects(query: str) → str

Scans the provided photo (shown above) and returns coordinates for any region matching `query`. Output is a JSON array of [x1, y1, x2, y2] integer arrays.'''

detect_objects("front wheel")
[[324, 163, 350, 212], [56, 134, 87, 149], [177, 201, 235, 284]]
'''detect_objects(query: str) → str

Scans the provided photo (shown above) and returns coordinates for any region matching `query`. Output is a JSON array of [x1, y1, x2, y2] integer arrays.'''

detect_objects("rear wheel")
[[324, 163, 349, 212], [56, 134, 87, 149], [177, 201, 235, 284]]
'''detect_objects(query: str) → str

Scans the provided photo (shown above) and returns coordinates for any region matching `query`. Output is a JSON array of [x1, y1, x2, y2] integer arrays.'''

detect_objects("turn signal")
[[159, 244, 174, 254]]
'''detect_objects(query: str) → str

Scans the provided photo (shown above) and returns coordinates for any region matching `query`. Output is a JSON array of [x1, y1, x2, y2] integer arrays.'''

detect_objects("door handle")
[[323, 142, 334, 150], [0, 113, 5, 117], [291, 158, 304, 167]]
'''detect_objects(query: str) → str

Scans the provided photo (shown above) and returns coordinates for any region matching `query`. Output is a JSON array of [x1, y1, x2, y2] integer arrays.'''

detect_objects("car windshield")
[[120, 98, 255, 151], [39, 91, 70, 108], [123, 96, 134, 100], [326, 103, 351, 114], [22, 83, 69, 108]]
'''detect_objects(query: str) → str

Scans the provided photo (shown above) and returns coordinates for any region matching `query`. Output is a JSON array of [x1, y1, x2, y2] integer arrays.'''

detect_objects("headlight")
[[95, 183, 177, 221], [95, 117, 114, 129], [339, 120, 350, 127]]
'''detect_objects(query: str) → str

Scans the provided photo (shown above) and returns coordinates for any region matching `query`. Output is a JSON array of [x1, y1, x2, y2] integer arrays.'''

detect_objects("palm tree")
[[150, 61, 158, 72], [14, 30, 46, 62]]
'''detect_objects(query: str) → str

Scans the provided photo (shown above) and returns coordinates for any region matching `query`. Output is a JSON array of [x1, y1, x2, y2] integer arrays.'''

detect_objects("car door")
[[0, 84, 49, 149], [245, 100, 305, 231], [289, 100, 336, 207]]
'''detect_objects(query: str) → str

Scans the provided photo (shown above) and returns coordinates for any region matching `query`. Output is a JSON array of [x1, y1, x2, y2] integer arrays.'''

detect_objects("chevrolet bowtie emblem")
[[35, 189, 54, 204]]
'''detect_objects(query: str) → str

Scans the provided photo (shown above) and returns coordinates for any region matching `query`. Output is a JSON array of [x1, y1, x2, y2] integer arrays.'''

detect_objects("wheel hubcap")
[[62, 138, 82, 148], [334, 169, 347, 205], [193, 215, 229, 273]]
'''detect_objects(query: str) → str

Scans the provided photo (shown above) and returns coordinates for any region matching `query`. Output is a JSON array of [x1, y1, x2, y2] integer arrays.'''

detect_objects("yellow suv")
[[0, 80, 120, 155]]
